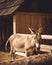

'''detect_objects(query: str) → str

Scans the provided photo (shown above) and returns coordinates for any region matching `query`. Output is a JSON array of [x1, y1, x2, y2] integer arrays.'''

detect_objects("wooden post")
[[13, 15, 16, 34]]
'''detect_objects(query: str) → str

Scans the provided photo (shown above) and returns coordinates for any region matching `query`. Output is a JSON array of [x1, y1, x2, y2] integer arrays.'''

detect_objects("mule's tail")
[[5, 38, 9, 51]]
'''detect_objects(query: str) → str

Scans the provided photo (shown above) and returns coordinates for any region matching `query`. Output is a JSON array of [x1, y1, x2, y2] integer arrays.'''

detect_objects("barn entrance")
[[0, 15, 13, 51]]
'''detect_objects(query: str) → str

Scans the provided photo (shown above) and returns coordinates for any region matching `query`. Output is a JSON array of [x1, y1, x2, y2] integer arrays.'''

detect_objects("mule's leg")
[[10, 47, 16, 61], [25, 48, 35, 56], [25, 49, 30, 56]]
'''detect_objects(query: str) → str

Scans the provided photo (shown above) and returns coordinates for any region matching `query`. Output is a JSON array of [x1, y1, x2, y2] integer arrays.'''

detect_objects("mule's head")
[[35, 25, 43, 53], [27, 24, 43, 55]]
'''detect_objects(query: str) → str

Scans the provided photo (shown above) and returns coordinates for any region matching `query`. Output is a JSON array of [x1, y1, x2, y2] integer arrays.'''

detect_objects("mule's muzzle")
[[36, 43, 40, 52]]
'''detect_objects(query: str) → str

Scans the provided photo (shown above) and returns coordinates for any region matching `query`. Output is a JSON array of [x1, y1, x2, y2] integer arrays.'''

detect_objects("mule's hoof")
[[9, 60, 14, 63]]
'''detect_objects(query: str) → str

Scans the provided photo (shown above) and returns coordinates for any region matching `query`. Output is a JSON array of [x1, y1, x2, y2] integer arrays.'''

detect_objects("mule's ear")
[[26, 24, 34, 34], [37, 24, 43, 33], [31, 28, 36, 33]]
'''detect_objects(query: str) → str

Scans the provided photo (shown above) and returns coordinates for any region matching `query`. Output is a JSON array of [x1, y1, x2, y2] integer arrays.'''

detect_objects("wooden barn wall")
[[16, 12, 42, 34], [15, 12, 52, 34]]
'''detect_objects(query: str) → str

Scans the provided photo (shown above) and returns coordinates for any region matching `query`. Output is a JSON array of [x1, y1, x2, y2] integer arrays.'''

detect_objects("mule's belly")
[[14, 47, 25, 52]]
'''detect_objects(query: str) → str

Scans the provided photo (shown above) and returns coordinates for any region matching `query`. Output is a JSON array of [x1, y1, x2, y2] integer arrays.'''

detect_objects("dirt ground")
[[0, 51, 52, 65], [0, 51, 23, 62]]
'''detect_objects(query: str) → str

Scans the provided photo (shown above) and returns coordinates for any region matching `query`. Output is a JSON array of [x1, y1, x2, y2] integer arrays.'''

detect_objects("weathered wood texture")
[[0, 0, 24, 15]]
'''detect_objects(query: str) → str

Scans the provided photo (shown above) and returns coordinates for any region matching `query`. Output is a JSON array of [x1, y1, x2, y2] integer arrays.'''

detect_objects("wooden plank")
[[40, 44, 52, 53], [40, 48, 51, 53], [41, 35, 52, 40], [40, 44, 52, 50]]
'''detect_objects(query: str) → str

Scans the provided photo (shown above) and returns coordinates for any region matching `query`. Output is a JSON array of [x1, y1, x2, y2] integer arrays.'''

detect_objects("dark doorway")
[[42, 17, 52, 35], [0, 15, 13, 51]]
